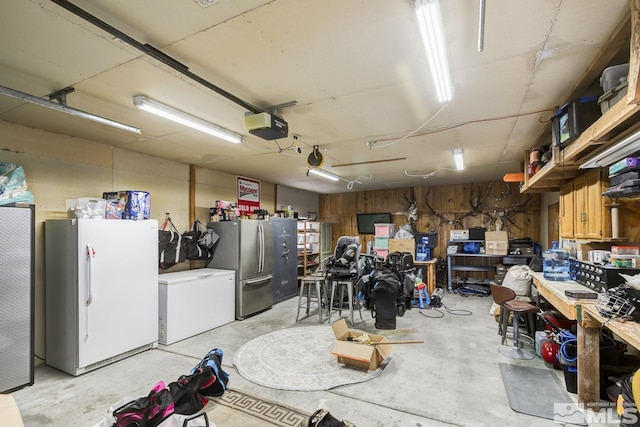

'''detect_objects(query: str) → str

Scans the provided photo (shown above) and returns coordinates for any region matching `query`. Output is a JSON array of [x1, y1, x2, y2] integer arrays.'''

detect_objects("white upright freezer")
[[45, 218, 159, 376], [158, 268, 235, 345]]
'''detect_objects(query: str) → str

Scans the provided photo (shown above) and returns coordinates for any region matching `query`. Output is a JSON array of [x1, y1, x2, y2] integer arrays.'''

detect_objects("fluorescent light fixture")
[[580, 127, 640, 169], [0, 84, 141, 134], [308, 168, 340, 182], [415, 0, 453, 103], [453, 148, 464, 170], [133, 95, 242, 144]]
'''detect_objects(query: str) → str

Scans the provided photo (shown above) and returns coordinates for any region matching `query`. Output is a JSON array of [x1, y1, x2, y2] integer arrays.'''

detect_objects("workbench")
[[577, 303, 640, 408], [530, 272, 587, 320], [532, 272, 640, 408]]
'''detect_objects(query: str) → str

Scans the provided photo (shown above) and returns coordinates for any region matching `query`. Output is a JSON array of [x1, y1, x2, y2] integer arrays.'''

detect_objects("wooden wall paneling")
[[618, 202, 640, 241], [319, 181, 542, 262]]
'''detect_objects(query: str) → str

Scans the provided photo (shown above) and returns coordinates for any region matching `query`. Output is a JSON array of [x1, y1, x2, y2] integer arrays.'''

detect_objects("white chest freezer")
[[158, 268, 235, 345]]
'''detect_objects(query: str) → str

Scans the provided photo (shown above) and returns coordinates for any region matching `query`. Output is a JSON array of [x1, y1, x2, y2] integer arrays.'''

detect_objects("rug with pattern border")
[[207, 388, 311, 426]]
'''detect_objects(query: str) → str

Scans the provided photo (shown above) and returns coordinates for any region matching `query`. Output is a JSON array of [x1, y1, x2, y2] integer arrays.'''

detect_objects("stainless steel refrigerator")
[[208, 219, 273, 319], [271, 218, 298, 303], [45, 218, 159, 376]]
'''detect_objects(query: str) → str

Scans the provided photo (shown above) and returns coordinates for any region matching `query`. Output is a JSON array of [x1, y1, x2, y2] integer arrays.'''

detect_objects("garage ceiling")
[[0, 0, 630, 193]]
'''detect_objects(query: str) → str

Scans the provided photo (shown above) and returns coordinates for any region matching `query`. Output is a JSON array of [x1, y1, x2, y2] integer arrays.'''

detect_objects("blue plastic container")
[[543, 241, 570, 281]]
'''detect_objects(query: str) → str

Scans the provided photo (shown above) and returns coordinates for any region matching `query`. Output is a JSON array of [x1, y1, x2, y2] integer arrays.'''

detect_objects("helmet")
[[596, 286, 640, 321], [541, 340, 560, 368]]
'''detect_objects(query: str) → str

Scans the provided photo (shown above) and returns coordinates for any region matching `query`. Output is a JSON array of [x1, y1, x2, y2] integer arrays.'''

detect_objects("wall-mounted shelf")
[[522, 99, 640, 193], [520, 9, 640, 193]]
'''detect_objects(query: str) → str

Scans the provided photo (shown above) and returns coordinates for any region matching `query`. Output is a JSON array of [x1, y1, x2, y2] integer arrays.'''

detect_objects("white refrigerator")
[[45, 218, 159, 376]]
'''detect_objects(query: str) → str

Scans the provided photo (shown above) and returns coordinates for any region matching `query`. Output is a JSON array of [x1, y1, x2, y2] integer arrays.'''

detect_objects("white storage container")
[[600, 63, 628, 93], [158, 268, 235, 345]]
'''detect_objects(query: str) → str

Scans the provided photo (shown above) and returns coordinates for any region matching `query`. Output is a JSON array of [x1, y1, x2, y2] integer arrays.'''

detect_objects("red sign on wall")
[[237, 176, 260, 216]]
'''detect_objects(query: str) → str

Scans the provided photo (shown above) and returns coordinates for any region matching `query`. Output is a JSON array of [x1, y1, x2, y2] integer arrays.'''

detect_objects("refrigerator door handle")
[[85, 243, 96, 340], [245, 274, 273, 286], [258, 223, 264, 274], [86, 244, 95, 306]]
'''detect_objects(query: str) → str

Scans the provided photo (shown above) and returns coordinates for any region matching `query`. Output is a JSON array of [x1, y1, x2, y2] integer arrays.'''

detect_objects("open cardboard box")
[[331, 319, 393, 371]]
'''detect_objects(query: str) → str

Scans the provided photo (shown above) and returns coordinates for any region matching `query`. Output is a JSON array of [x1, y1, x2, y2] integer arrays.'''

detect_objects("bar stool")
[[490, 282, 539, 360], [296, 275, 328, 323], [328, 278, 362, 326]]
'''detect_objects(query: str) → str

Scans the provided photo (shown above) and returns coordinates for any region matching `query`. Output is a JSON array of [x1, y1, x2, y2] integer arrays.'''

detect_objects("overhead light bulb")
[[415, 0, 453, 103], [308, 168, 340, 182], [133, 95, 242, 144], [453, 148, 464, 170]]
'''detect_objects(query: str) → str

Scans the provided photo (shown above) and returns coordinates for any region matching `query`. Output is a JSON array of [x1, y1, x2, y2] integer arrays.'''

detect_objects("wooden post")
[[629, 0, 640, 104], [577, 309, 601, 409]]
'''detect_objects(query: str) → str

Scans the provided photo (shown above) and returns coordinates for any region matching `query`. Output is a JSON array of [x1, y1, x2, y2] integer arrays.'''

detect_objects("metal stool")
[[296, 275, 327, 322], [328, 278, 362, 326]]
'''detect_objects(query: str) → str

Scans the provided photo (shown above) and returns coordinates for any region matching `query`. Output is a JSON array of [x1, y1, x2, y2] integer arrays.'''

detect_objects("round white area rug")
[[233, 326, 389, 391]]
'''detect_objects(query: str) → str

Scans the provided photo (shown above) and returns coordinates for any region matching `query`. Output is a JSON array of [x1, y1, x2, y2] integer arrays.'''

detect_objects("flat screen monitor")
[[356, 213, 392, 235]]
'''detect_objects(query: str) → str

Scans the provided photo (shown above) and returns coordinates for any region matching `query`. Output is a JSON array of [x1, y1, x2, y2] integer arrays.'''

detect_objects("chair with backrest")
[[326, 236, 363, 326], [490, 282, 539, 360]]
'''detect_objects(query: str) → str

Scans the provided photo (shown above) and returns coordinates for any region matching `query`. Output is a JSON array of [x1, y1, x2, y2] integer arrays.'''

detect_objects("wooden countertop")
[[530, 272, 596, 320], [580, 303, 640, 350]]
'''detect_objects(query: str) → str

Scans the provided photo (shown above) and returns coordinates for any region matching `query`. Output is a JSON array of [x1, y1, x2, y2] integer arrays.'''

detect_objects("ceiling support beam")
[[49, 0, 263, 114]]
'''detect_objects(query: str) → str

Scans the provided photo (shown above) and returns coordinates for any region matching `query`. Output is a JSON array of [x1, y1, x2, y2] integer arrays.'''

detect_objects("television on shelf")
[[551, 96, 601, 149], [356, 213, 392, 235]]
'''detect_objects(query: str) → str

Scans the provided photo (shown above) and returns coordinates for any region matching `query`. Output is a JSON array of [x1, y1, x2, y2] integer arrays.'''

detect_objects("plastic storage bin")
[[374, 237, 389, 249], [543, 241, 570, 281], [374, 224, 394, 237], [600, 63, 629, 93], [598, 80, 628, 114]]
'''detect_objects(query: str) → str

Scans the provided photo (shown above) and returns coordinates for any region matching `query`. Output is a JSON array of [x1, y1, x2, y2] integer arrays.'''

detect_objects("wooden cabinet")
[[560, 181, 574, 238], [562, 169, 611, 240]]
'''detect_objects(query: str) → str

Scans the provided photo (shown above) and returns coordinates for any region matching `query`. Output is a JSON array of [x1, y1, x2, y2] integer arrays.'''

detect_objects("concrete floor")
[[11, 293, 606, 426]]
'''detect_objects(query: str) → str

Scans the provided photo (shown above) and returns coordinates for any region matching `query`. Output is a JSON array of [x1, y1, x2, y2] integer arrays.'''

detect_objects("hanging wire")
[[367, 107, 555, 149], [404, 168, 458, 179], [367, 103, 449, 150], [343, 174, 373, 190]]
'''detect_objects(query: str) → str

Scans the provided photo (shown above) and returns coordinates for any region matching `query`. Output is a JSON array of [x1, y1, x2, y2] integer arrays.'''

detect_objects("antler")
[[486, 181, 511, 202], [446, 183, 485, 226], [482, 193, 532, 231], [425, 189, 455, 226]]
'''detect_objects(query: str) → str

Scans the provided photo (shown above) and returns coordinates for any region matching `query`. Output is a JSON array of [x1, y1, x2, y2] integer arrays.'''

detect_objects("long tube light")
[[478, 0, 486, 52], [133, 95, 242, 144], [0, 84, 141, 134], [415, 0, 453, 103], [580, 127, 640, 169], [453, 148, 464, 170], [308, 168, 340, 182]]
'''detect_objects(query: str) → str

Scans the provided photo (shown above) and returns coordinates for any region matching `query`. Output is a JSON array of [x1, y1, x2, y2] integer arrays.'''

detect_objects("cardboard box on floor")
[[331, 319, 393, 371]]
